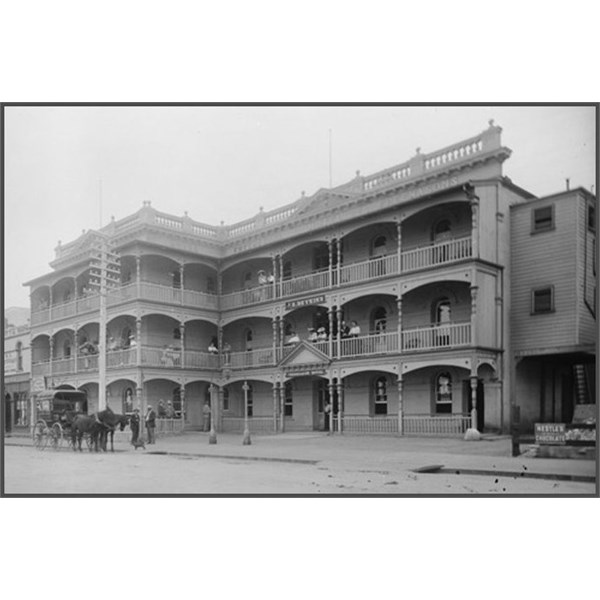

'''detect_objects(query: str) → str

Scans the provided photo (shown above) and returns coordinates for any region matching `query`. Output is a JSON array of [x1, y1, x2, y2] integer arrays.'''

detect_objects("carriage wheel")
[[32, 421, 48, 450], [50, 423, 64, 450]]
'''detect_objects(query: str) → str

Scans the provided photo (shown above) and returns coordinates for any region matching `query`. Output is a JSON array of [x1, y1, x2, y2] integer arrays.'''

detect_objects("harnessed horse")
[[96, 408, 129, 452], [70, 414, 105, 452]]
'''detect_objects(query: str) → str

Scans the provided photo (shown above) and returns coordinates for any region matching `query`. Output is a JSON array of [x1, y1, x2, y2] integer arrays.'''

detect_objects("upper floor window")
[[172, 270, 181, 289], [371, 235, 388, 258], [435, 372, 452, 414], [433, 297, 451, 324], [244, 329, 253, 351], [63, 340, 72, 358], [588, 204, 596, 232], [283, 261, 292, 280], [222, 387, 230, 411], [532, 286, 554, 314], [372, 306, 387, 334], [532, 205, 554, 233], [433, 218, 452, 242], [373, 376, 388, 415], [206, 276, 216, 294], [313, 245, 329, 271]]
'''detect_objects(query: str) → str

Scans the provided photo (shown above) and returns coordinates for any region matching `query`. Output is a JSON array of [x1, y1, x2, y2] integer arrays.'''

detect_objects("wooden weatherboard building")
[[22, 122, 597, 437]]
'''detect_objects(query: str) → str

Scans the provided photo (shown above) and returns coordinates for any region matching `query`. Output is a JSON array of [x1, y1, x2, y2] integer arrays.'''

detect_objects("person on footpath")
[[130, 408, 141, 445], [145, 405, 156, 444], [203, 401, 211, 432]]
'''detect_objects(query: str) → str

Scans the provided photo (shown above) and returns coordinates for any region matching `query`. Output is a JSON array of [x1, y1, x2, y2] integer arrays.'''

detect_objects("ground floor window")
[[435, 372, 453, 414], [222, 387, 230, 411], [373, 376, 388, 415], [246, 384, 253, 417], [284, 381, 293, 416]]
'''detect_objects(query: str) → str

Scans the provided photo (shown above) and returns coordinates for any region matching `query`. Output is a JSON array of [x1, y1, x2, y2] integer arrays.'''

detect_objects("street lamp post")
[[209, 383, 217, 444], [242, 380, 251, 445]]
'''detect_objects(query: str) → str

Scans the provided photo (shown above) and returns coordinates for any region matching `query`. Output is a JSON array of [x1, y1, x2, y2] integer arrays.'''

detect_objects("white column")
[[397, 375, 404, 435]]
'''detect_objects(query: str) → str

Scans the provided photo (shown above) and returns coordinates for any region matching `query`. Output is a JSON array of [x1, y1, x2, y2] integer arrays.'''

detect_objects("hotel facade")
[[21, 122, 597, 437]]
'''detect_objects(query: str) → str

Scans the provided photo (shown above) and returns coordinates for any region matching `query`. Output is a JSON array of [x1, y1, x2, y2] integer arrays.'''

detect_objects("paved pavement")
[[5, 429, 597, 483]]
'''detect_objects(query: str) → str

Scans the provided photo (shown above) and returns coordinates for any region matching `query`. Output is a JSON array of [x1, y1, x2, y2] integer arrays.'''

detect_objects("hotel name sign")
[[285, 295, 326, 310]]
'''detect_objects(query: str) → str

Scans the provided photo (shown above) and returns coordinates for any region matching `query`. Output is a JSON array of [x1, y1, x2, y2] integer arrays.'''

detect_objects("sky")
[[4, 104, 596, 308]]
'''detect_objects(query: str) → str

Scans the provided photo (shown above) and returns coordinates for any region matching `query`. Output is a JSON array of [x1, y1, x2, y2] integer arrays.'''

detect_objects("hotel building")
[[22, 122, 596, 436]]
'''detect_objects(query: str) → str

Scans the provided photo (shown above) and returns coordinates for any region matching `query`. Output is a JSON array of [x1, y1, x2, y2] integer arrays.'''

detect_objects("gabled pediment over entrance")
[[279, 341, 331, 377]]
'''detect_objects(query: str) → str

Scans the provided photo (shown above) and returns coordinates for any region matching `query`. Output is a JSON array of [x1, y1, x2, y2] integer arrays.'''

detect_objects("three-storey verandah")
[[25, 123, 512, 435]]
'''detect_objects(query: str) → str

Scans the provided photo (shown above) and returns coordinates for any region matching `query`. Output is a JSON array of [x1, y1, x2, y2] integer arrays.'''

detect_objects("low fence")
[[155, 418, 185, 435], [221, 417, 276, 433], [403, 414, 470, 436], [342, 416, 399, 434]]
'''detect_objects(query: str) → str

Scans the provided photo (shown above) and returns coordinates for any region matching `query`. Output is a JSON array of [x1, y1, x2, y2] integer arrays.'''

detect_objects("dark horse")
[[96, 408, 129, 452], [70, 414, 105, 452]]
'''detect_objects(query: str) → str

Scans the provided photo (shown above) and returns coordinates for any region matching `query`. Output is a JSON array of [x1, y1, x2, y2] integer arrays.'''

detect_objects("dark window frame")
[[531, 204, 555, 234], [531, 286, 555, 314]]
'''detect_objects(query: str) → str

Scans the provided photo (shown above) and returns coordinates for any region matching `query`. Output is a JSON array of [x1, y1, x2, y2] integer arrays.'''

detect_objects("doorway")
[[463, 379, 484, 431]]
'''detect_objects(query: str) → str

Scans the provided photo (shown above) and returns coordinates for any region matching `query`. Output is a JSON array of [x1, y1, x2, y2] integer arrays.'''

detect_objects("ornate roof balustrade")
[[43, 123, 505, 269]]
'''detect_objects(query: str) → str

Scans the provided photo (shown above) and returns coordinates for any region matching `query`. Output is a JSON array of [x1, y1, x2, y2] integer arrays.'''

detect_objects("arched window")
[[63, 339, 71, 358], [206, 276, 216, 294], [172, 270, 181, 289], [173, 327, 181, 340], [372, 306, 387, 334], [433, 297, 451, 324], [432, 218, 452, 242], [371, 235, 387, 258], [435, 372, 453, 414], [123, 387, 134, 413], [244, 329, 253, 351], [373, 376, 388, 415]]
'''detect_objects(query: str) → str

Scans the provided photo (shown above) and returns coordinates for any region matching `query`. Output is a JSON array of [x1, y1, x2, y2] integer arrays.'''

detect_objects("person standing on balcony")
[[258, 270, 268, 285], [308, 328, 318, 343], [317, 327, 328, 342], [349, 321, 361, 337], [223, 341, 232, 364], [208, 337, 219, 354], [340, 321, 350, 338], [145, 405, 156, 444]]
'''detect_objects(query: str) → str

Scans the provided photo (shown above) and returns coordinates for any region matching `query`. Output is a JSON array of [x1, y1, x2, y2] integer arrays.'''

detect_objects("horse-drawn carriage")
[[32, 390, 130, 451], [31, 389, 90, 450]]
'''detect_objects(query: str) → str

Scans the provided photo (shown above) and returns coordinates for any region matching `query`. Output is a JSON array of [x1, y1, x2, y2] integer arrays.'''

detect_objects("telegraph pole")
[[89, 235, 120, 410]]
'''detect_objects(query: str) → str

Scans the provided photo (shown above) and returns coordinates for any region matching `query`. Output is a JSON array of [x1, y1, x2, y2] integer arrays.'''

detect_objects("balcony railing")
[[281, 269, 330, 297], [107, 347, 137, 367], [340, 254, 398, 286], [402, 322, 471, 351], [401, 236, 472, 272], [184, 349, 219, 369], [30, 281, 219, 326], [224, 348, 275, 369], [339, 332, 398, 358], [221, 285, 274, 310]]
